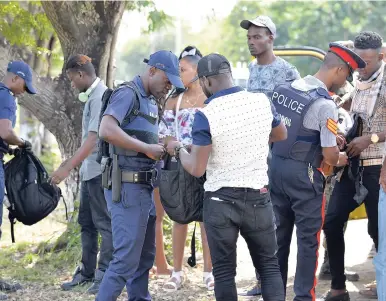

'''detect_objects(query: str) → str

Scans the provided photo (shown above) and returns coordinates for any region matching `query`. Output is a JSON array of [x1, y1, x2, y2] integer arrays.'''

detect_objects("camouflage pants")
[[323, 176, 348, 250]]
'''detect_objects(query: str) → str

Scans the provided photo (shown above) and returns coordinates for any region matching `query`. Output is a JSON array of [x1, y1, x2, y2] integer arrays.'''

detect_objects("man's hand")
[[336, 152, 348, 167], [50, 165, 71, 185], [166, 141, 182, 156], [20, 139, 32, 150], [346, 136, 371, 157], [145, 144, 166, 160], [336, 135, 346, 150]]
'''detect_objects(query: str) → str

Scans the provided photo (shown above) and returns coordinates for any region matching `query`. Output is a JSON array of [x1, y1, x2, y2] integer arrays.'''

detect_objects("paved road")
[[236, 219, 376, 300]]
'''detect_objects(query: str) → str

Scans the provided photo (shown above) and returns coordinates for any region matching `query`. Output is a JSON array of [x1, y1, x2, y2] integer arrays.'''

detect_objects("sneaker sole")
[[61, 281, 93, 291]]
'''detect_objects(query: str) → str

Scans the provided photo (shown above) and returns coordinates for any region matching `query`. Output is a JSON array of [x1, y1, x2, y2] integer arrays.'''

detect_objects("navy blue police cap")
[[7, 61, 37, 94], [143, 50, 184, 89], [328, 42, 366, 71]]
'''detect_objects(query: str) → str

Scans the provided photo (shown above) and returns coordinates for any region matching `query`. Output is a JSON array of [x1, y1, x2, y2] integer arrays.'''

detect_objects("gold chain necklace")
[[183, 92, 204, 107]]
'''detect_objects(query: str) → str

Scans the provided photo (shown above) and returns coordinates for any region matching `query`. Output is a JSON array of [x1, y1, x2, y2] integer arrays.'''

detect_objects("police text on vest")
[[272, 92, 305, 115]]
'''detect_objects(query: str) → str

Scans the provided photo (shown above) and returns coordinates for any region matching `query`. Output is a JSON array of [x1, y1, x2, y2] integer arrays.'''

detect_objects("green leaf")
[[0, 1, 54, 49]]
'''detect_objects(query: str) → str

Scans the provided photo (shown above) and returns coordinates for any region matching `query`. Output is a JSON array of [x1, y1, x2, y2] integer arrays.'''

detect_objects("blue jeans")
[[375, 188, 386, 300], [0, 161, 4, 228]]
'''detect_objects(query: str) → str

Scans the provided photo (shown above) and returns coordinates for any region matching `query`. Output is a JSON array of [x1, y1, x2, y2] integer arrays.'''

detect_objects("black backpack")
[[4, 149, 66, 243]]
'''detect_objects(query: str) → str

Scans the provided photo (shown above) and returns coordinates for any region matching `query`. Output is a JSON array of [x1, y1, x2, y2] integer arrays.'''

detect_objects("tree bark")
[[41, 1, 125, 85], [0, 1, 125, 208]]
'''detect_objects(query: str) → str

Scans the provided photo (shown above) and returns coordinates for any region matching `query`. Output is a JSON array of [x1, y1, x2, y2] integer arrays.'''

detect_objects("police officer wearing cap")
[[269, 43, 365, 301], [96, 50, 184, 301], [0, 60, 36, 300], [324, 31, 385, 301]]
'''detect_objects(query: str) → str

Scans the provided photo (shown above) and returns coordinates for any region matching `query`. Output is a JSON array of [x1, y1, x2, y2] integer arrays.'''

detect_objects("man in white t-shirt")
[[166, 53, 287, 301]]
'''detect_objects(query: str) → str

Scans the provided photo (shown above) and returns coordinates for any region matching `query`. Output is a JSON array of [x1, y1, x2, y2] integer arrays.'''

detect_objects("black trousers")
[[78, 174, 113, 278], [203, 187, 284, 301], [323, 165, 380, 290], [270, 156, 325, 301]]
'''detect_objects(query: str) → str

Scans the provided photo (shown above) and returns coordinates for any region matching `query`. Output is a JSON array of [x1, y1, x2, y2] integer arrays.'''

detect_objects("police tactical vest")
[[271, 82, 333, 167], [97, 81, 159, 161]]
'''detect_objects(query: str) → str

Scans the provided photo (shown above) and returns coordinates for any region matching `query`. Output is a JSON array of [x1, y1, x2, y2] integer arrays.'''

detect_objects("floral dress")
[[159, 108, 199, 146]]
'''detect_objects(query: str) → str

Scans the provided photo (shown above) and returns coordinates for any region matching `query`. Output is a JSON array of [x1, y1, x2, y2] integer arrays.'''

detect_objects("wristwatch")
[[371, 133, 379, 144], [174, 144, 185, 159]]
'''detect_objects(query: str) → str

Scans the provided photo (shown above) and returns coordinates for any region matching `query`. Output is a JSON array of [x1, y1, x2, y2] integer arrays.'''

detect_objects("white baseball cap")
[[240, 15, 277, 38]]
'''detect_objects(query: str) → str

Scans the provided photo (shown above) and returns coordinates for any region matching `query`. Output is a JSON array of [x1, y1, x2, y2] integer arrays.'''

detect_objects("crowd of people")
[[0, 13, 386, 301]]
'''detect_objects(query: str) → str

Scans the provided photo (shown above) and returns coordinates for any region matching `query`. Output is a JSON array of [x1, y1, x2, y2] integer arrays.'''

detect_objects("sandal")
[[149, 266, 157, 279], [163, 272, 184, 292], [365, 280, 377, 289], [204, 272, 215, 291], [359, 286, 377, 299]]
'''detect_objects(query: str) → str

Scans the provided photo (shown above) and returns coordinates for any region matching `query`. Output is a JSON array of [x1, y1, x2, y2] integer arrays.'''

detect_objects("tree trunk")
[[41, 1, 125, 85], [0, 1, 126, 209]]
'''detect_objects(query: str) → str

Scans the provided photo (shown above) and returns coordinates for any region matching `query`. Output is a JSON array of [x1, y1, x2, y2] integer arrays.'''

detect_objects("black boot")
[[61, 266, 93, 291], [86, 269, 104, 295]]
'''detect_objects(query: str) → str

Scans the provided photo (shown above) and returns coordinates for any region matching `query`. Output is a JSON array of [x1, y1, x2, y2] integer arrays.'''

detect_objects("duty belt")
[[121, 169, 158, 184]]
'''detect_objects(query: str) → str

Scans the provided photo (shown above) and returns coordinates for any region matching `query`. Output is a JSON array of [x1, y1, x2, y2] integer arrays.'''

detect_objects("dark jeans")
[[324, 165, 380, 290], [203, 187, 284, 301], [78, 174, 113, 278]]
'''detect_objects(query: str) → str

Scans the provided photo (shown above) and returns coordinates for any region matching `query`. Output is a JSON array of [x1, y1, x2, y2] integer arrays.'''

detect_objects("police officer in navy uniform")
[[96, 50, 184, 301], [0, 61, 36, 300], [269, 43, 366, 301]]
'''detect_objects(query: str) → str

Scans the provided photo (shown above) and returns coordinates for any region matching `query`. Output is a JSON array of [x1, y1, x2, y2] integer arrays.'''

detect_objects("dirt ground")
[[1, 256, 378, 301], [0, 209, 378, 301]]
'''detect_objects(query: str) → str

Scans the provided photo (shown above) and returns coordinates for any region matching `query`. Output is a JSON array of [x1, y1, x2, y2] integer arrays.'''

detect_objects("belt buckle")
[[133, 172, 139, 183], [144, 171, 150, 182]]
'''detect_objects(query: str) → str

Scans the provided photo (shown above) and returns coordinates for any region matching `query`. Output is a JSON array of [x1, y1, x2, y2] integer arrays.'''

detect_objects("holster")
[[101, 156, 112, 189], [112, 154, 122, 203]]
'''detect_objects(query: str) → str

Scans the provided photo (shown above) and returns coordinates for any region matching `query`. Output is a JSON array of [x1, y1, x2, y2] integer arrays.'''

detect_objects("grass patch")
[[0, 220, 82, 284]]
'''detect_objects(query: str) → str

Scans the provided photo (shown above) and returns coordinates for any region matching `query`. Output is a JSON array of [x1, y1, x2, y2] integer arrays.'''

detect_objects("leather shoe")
[[61, 266, 93, 291], [86, 270, 104, 295], [320, 291, 350, 301]]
